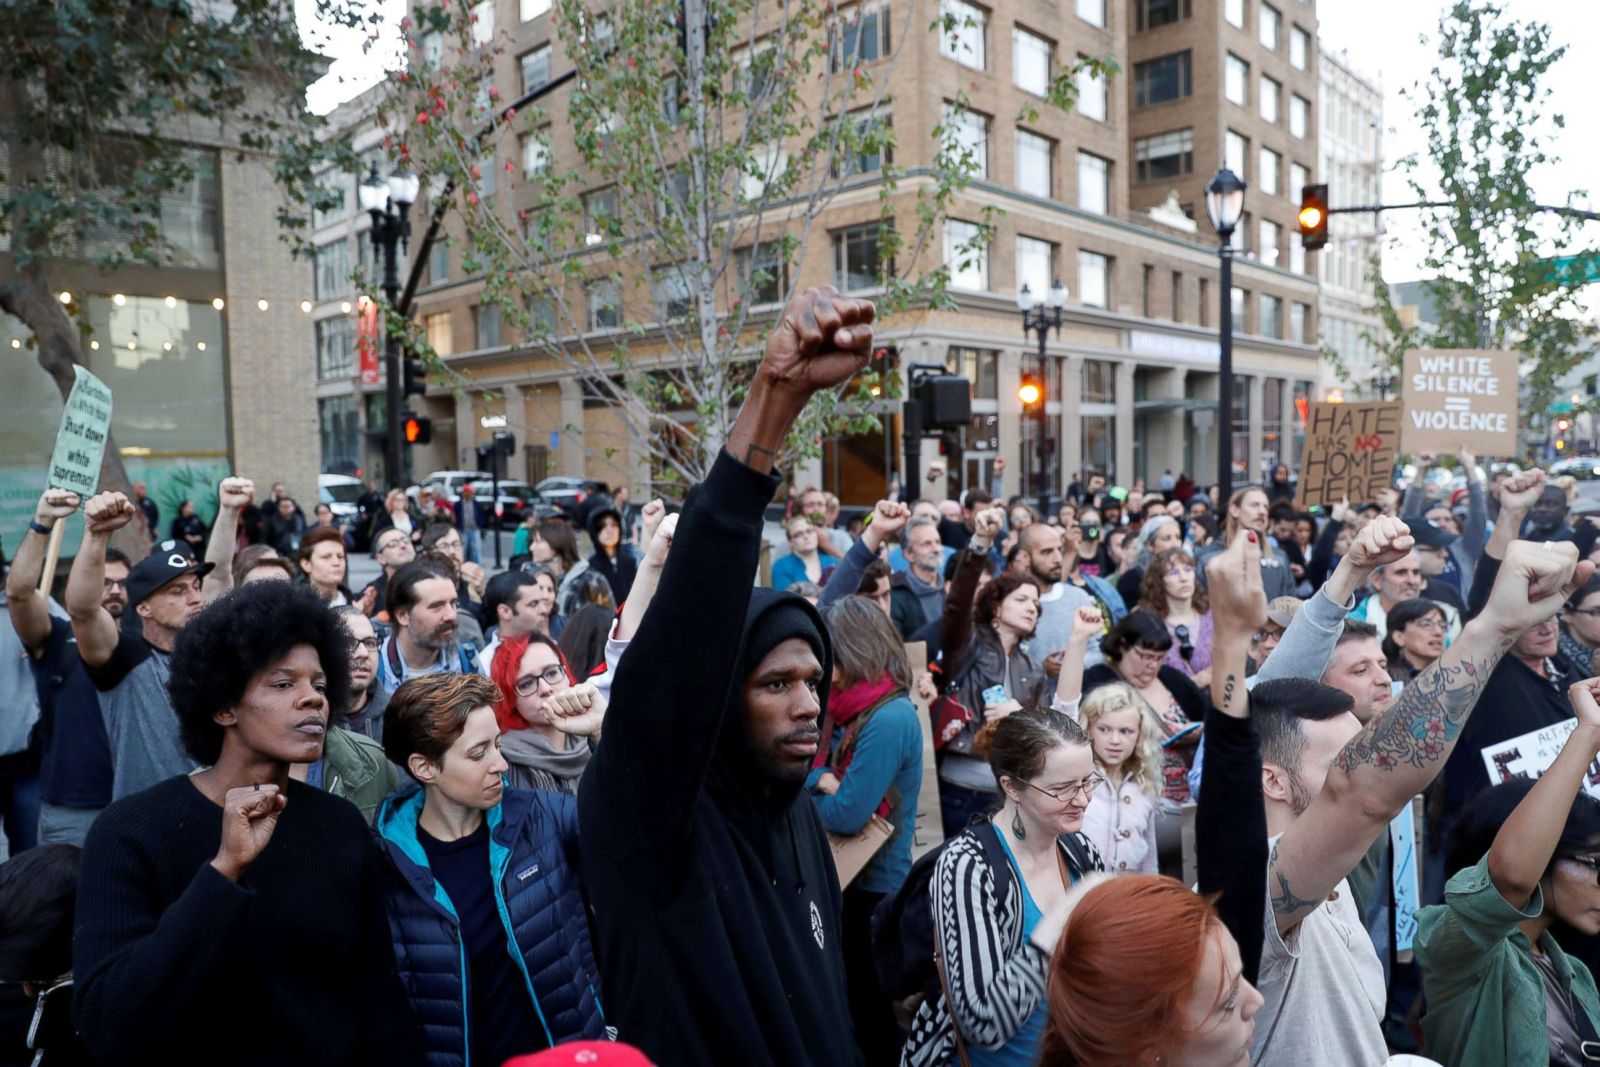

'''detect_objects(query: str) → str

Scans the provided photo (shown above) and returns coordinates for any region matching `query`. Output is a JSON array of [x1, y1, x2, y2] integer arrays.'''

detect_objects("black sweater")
[[578, 452, 859, 1067], [72, 776, 422, 1065], [1195, 702, 1267, 985]]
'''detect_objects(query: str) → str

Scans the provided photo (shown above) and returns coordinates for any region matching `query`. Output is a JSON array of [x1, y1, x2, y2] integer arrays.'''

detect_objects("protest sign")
[[41, 365, 114, 592], [1297, 401, 1402, 508], [1400, 349, 1519, 455], [1480, 719, 1600, 799]]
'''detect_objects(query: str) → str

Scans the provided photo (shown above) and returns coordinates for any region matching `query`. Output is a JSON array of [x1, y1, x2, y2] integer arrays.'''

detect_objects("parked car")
[[1550, 456, 1600, 481], [318, 474, 364, 527], [467, 479, 562, 529], [534, 476, 610, 522], [409, 470, 491, 505]]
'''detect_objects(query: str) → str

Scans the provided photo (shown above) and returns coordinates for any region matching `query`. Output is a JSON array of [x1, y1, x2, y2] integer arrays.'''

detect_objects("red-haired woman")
[[489, 632, 602, 794], [1041, 877, 1264, 1066]]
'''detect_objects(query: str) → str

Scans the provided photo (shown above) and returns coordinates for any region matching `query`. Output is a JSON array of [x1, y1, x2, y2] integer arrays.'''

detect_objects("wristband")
[[28, 520, 53, 536]]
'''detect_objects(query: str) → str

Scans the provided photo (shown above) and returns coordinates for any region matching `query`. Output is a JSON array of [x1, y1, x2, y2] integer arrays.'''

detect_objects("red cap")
[[502, 1043, 655, 1067]]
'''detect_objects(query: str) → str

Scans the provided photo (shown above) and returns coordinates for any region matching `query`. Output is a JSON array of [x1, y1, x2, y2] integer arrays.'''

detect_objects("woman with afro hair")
[[71, 579, 423, 1065]]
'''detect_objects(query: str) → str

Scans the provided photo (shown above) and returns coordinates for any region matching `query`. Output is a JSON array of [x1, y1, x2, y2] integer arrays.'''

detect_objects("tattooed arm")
[[1266, 538, 1593, 936]]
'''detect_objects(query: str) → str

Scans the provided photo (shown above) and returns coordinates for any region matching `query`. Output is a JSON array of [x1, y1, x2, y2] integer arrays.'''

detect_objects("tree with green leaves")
[[388, 0, 1111, 490], [0, 0, 364, 509], [1360, 0, 1594, 440]]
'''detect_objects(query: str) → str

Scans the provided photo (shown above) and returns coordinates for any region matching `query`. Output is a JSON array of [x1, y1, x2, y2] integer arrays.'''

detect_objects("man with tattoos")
[[1249, 521, 1593, 1065]]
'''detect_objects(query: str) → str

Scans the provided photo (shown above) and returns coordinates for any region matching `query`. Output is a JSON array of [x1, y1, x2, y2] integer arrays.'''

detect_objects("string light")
[[197, 342, 207, 351], [257, 299, 270, 311], [340, 301, 353, 313], [8, 339, 18, 349], [212, 298, 225, 311], [127, 341, 136, 350], [300, 300, 313, 313], [58, 291, 72, 305], [162, 341, 173, 351], [165, 296, 177, 309], [90, 340, 100, 350], [112, 293, 127, 306]]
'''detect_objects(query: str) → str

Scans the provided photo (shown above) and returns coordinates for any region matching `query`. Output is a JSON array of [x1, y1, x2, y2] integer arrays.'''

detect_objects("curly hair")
[[974, 571, 1042, 628], [168, 580, 354, 765], [1078, 682, 1164, 801], [1138, 548, 1208, 617]]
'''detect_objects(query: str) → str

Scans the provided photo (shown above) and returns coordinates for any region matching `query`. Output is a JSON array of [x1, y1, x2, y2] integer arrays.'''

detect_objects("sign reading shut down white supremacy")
[[1400, 349, 1519, 455]]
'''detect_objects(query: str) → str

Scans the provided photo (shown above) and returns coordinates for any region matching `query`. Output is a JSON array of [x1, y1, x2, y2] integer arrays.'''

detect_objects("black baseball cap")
[[1408, 521, 1459, 550], [126, 539, 215, 608]]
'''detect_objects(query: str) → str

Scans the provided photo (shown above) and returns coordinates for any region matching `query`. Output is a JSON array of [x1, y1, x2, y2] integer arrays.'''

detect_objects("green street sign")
[[1544, 254, 1600, 285]]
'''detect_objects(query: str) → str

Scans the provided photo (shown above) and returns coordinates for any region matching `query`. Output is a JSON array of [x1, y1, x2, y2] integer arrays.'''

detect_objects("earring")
[[1012, 807, 1027, 840]]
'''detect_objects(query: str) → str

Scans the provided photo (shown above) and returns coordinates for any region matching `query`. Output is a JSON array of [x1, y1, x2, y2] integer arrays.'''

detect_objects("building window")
[[1289, 162, 1308, 197], [1078, 250, 1110, 309], [315, 316, 355, 380], [1225, 130, 1248, 178], [942, 104, 989, 179], [1134, 128, 1193, 181], [1237, 212, 1251, 252], [1260, 294, 1282, 338], [1290, 240, 1306, 275], [1290, 94, 1310, 138], [1012, 27, 1052, 96], [1134, 51, 1191, 107], [314, 240, 351, 301], [1199, 277, 1210, 327], [1075, 0, 1105, 28], [520, 46, 551, 94], [652, 268, 693, 320], [1225, 53, 1249, 106], [948, 347, 1000, 400], [944, 219, 989, 291], [1290, 302, 1308, 343], [738, 242, 789, 304], [429, 240, 449, 283], [1224, 0, 1244, 28], [1290, 25, 1309, 69], [520, 133, 549, 179], [1076, 60, 1108, 121], [834, 108, 892, 178], [1259, 3, 1280, 49], [1230, 286, 1248, 330], [1171, 271, 1183, 322], [1015, 236, 1055, 298], [1259, 220, 1281, 266], [1015, 129, 1054, 198], [319, 395, 360, 474], [586, 279, 621, 330], [1259, 147, 1280, 195], [1082, 359, 1116, 402], [584, 187, 619, 240], [521, 0, 550, 19], [1077, 151, 1110, 214], [1260, 75, 1280, 123], [831, 3, 890, 71], [420, 31, 444, 67], [1232, 375, 1251, 479], [425, 311, 453, 357], [1135, 0, 1189, 31], [740, 144, 788, 201], [938, 0, 986, 70], [475, 304, 502, 348], [470, 0, 494, 47], [833, 223, 888, 290]]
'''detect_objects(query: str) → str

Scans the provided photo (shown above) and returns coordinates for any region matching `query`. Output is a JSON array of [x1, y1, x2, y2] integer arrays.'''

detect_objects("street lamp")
[[1018, 278, 1068, 509], [1369, 368, 1397, 401], [362, 162, 419, 490], [1204, 167, 1247, 503]]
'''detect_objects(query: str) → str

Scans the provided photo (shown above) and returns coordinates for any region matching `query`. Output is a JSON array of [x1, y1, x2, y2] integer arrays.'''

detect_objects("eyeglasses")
[[1406, 617, 1446, 632], [351, 637, 379, 652], [514, 664, 569, 695], [102, 577, 126, 590], [1252, 628, 1284, 643], [1125, 646, 1165, 667], [1567, 608, 1600, 619], [1564, 855, 1600, 886], [1017, 774, 1104, 803]]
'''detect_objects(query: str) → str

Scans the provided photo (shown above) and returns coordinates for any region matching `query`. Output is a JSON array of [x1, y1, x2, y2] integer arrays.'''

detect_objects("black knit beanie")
[[741, 593, 826, 682]]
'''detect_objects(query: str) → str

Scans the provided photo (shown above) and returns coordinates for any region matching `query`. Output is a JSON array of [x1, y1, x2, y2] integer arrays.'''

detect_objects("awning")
[[1133, 398, 1218, 413]]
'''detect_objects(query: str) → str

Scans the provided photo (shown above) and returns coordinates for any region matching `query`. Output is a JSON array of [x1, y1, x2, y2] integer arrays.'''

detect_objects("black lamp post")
[[359, 163, 421, 490], [1205, 167, 1247, 503], [1370, 369, 1397, 401], [1017, 277, 1067, 507]]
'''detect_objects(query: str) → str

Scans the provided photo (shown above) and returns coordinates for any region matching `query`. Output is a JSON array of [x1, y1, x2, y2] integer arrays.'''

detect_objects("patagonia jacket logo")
[[515, 862, 541, 882]]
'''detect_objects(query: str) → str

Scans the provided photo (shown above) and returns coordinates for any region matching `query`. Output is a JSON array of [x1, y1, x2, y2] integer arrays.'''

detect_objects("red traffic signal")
[[1299, 183, 1329, 251], [1018, 375, 1043, 409], [402, 412, 432, 446]]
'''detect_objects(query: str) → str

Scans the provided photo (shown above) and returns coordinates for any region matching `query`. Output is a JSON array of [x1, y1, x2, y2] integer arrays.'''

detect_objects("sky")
[[298, 0, 1600, 283]]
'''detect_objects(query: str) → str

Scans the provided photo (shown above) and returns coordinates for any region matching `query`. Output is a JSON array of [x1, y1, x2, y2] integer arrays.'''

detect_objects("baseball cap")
[[126, 539, 215, 608], [1407, 521, 1459, 549], [1265, 596, 1302, 628]]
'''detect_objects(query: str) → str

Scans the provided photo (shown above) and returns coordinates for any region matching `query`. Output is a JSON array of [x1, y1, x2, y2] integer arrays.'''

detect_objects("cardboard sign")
[[904, 641, 945, 862], [1391, 805, 1420, 953], [1297, 401, 1402, 507], [1480, 718, 1600, 798], [47, 365, 113, 497], [1400, 349, 1519, 455], [828, 816, 895, 889]]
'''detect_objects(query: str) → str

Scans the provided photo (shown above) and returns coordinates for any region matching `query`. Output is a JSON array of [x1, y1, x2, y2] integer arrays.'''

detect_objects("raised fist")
[[34, 489, 80, 526], [1343, 516, 1415, 573], [761, 287, 876, 396], [218, 477, 255, 510], [83, 492, 136, 536]]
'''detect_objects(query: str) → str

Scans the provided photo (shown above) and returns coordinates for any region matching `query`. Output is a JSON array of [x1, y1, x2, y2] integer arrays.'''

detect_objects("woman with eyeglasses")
[[1560, 574, 1600, 678], [1082, 611, 1206, 807], [1381, 598, 1447, 682], [488, 633, 601, 795], [900, 708, 1107, 1067], [1139, 548, 1215, 689], [771, 517, 839, 591], [1414, 677, 1600, 1067]]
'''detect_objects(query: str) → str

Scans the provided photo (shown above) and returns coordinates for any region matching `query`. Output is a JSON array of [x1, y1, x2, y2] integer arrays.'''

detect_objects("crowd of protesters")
[[5, 287, 1600, 1067]]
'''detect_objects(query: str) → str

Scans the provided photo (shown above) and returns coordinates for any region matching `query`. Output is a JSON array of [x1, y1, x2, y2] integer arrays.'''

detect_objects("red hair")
[[488, 632, 573, 735], [1040, 876, 1222, 1066]]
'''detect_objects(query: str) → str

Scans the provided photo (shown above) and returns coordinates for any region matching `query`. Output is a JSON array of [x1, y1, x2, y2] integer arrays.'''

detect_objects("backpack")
[[870, 819, 1096, 1005]]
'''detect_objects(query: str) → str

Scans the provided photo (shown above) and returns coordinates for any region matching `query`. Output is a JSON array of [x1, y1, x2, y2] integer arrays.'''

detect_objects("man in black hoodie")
[[578, 286, 874, 1066]]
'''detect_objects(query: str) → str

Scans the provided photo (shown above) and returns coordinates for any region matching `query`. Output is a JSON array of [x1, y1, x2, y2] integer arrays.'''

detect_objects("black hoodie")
[[578, 452, 860, 1067]]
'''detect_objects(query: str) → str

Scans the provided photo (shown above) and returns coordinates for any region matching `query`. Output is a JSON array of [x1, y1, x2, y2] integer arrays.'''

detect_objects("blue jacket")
[[375, 783, 605, 1066], [770, 551, 838, 591]]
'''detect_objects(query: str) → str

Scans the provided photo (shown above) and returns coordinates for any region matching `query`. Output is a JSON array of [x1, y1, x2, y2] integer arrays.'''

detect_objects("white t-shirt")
[[1251, 836, 1389, 1066]]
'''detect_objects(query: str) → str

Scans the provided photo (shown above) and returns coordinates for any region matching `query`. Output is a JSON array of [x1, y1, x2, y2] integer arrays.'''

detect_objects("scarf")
[[811, 674, 899, 772], [498, 727, 593, 795]]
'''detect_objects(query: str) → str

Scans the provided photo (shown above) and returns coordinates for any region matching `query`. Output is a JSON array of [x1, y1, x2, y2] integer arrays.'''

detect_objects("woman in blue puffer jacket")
[[376, 671, 607, 1067]]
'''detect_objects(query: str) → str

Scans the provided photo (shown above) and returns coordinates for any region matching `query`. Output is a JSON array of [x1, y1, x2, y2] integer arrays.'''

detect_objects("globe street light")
[[1018, 277, 1068, 508], [1204, 167, 1247, 503], [363, 163, 420, 489]]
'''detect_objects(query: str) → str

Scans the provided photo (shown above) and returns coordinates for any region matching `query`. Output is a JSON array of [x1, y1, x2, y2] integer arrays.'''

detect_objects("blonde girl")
[[1077, 682, 1164, 874]]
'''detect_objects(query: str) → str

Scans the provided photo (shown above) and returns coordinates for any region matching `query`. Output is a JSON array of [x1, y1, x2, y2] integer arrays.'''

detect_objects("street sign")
[[1399, 349, 1518, 455], [48, 365, 113, 497], [1543, 253, 1600, 286], [1299, 401, 1402, 507]]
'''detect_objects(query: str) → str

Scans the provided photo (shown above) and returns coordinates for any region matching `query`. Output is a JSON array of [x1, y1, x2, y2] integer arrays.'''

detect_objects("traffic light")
[[402, 412, 432, 445], [1018, 374, 1043, 410], [403, 351, 427, 397], [1299, 184, 1329, 250]]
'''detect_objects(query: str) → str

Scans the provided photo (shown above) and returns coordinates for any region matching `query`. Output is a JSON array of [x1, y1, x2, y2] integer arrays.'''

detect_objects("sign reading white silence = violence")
[[48, 365, 114, 497], [1400, 349, 1519, 455]]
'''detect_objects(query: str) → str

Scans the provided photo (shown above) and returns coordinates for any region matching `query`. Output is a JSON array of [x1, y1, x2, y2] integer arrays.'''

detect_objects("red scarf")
[[812, 675, 899, 772]]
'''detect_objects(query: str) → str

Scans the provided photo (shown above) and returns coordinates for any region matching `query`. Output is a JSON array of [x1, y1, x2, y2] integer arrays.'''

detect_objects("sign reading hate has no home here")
[[1401, 348, 1519, 455], [1299, 401, 1402, 508]]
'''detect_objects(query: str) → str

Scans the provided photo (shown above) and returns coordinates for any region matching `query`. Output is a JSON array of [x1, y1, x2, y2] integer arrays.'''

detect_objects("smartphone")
[[1078, 523, 1102, 540], [981, 684, 1007, 707], [1161, 721, 1204, 748]]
